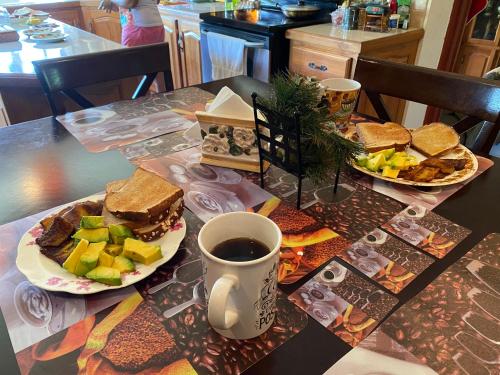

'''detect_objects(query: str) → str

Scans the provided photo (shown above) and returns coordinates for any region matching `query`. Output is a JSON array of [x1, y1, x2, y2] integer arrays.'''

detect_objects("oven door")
[[200, 22, 271, 83]]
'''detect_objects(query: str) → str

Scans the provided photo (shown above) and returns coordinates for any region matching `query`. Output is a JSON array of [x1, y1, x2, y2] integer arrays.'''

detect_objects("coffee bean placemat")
[[289, 259, 398, 347], [380, 233, 500, 375], [240, 166, 405, 243], [382, 205, 471, 259], [249, 197, 351, 284], [338, 228, 435, 293]]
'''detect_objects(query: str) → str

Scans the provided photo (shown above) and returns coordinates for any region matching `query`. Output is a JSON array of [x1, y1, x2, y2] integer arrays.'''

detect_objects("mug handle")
[[208, 275, 239, 330]]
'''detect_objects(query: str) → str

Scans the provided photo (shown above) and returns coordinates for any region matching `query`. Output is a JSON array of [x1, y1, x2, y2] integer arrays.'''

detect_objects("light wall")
[[403, 0, 455, 128]]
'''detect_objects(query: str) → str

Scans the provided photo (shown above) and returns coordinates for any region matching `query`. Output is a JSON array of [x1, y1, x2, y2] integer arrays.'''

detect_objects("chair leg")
[[296, 176, 302, 210], [163, 70, 174, 92], [259, 160, 265, 189], [133, 73, 158, 99]]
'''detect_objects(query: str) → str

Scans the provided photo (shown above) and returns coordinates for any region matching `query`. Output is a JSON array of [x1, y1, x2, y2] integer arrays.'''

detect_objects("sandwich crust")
[[356, 122, 411, 153], [105, 168, 184, 224]]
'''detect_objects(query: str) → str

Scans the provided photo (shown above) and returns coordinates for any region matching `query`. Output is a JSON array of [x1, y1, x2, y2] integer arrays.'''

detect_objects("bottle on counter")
[[397, 0, 411, 29], [390, 0, 397, 14]]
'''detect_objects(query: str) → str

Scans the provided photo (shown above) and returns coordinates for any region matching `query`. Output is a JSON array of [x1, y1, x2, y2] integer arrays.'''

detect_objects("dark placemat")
[[249, 197, 350, 284], [382, 205, 471, 259], [380, 233, 500, 375], [56, 87, 213, 153], [289, 259, 398, 347], [338, 228, 435, 293], [240, 167, 405, 243]]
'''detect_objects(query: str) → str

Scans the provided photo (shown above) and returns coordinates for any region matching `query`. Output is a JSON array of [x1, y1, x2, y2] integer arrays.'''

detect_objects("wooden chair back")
[[353, 56, 500, 154], [33, 43, 174, 116]]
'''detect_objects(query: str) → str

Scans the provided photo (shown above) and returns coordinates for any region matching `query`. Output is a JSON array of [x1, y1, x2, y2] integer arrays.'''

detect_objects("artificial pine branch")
[[258, 71, 363, 185]]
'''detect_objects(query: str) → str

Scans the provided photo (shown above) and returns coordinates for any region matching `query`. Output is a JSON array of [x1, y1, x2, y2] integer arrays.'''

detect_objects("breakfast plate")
[[32, 32, 68, 43], [16, 194, 186, 294], [351, 144, 478, 187]]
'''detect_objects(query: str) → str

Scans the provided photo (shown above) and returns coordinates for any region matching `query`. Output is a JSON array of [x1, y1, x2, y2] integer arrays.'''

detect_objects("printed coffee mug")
[[320, 78, 361, 132], [198, 212, 282, 339]]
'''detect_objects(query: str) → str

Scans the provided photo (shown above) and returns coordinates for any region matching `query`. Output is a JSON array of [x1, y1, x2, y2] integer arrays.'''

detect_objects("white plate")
[[351, 144, 479, 187], [16, 194, 186, 294], [32, 33, 68, 43]]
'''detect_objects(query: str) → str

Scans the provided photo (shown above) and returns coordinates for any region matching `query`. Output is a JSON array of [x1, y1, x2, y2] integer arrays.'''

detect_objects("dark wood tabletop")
[[0, 76, 499, 375]]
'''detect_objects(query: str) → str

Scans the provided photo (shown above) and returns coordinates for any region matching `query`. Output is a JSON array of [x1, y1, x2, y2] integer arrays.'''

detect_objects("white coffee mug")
[[198, 212, 282, 339]]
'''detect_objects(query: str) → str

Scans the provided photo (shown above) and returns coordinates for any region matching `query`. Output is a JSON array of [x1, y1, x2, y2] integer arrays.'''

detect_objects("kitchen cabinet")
[[286, 26, 424, 124], [454, 0, 500, 78], [178, 19, 202, 87], [158, 8, 204, 88], [81, 7, 122, 44]]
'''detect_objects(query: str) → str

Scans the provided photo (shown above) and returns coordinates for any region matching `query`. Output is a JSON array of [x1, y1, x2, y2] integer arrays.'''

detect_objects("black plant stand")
[[251, 92, 306, 209]]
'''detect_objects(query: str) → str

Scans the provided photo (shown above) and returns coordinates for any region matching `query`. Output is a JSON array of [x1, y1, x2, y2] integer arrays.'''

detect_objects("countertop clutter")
[[0, 19, 123, 77]]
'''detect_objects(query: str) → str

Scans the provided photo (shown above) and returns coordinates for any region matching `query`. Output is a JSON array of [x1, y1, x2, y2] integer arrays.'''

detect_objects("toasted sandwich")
[[356, 122, 411, 152], [104, 168, 184, 241], [411, 122, 460, 157]]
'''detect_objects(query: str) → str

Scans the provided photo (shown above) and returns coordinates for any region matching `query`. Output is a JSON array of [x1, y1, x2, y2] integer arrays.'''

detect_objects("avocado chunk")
[[369, 148, 395, 160], [63, 239, 89, 274], [73, 228, 109, 243], [356, 156, 368, 168], [382, 166, 400, 179], [366, 154, 386, 172], [112, 255, 135, 273], [388, 155, 410, 170], [80, 216, 105, 229], [123, 238, 163, 265], [109, 224, 134, 245], [85, 266, 122, 286], [75, 242, 107, 276], [98, 251, 115, 267], [105, 243, 123, 256]]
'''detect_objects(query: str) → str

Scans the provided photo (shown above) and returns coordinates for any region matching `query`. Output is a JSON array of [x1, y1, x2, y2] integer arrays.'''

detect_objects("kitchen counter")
[[286, 24, 424, 49], [0, 0, 77, 7], [159, 2, 225, 19], [0, 19, 122, 79]]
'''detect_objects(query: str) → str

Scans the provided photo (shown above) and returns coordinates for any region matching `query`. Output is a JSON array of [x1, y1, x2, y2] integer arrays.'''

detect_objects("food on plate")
[[356, 122, 411, 152], [100, 303, 178, 371], [399, 158, 467, 182], [123, 238, 162, 265], [356, 148, 418, 179], [104, 168, 184, 241], [33, 168, 185, 286], [86, 266, 121, 286], [411, 122, 460, 157]]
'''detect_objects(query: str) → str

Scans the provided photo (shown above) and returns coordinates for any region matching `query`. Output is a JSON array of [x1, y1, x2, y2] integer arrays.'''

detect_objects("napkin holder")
[[195, 111, 270, 172]]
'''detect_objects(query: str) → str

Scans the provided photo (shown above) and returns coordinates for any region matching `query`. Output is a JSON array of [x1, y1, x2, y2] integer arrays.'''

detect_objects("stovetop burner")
[[259, 0, 339, 12]]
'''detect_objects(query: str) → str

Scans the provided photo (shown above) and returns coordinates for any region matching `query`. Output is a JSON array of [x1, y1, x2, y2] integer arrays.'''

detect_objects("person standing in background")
[[98, 0, 164, 47]]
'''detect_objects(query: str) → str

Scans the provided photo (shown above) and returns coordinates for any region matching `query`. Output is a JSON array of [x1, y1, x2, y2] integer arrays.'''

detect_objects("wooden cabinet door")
[[91, 15, 122, 44], [49, 8, 83, 28], [455, 45, 494, 77], [82, 8, 122, 43], [178, 20, 202, 87], [162, 16, 183, 89]]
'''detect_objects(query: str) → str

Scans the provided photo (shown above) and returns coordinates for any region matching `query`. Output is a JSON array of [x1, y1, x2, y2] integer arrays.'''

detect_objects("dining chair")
[[33, 42, 174, 117], [353, 56, 500, 155]]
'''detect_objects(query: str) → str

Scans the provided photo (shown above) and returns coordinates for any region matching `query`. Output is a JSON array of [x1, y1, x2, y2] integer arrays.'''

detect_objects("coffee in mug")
[[198, 212, 282, 339]]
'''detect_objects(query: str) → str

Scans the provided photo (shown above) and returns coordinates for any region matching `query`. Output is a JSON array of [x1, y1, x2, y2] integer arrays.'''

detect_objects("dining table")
[[0, 75, 499, 375]]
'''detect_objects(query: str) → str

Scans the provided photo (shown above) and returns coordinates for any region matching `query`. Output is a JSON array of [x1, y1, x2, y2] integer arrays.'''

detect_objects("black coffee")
[[211, 237, 270, 262]]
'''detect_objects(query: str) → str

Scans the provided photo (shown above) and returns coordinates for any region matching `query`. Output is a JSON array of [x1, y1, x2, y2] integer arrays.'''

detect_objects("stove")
[[200, 0, 340, 82]]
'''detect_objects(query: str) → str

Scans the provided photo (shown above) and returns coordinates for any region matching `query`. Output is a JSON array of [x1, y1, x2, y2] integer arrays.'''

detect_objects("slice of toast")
[[105, 168, 183, 224], [356, 122, 411, 152], [411, 123, 460, 157]]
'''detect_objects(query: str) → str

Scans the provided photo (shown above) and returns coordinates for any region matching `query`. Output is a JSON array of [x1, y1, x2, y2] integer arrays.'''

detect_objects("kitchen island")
[[0, 19, 126, 124]]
